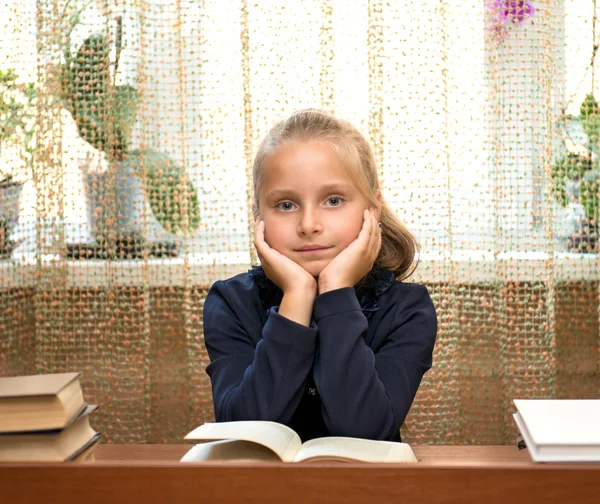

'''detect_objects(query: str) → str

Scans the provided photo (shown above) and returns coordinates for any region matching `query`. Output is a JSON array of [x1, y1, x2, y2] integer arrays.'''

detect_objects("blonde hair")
[[252, 109, 419, 281]]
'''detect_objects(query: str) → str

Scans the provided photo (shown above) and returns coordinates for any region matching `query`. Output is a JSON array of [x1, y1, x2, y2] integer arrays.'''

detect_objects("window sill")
[[0, 251, 597, 288]]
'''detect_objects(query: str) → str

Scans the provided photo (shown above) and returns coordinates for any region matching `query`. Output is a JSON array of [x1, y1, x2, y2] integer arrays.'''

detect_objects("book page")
[[184, 421, 302, 462], [294, 437, 417, 463], [181, 440, 282, 462]]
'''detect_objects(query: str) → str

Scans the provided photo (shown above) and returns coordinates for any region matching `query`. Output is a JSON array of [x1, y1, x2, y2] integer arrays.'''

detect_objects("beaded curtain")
[[0, 0, 598, 444]]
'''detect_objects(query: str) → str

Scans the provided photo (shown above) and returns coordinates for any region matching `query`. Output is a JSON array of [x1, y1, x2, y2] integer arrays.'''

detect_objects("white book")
[[181, 421, 417, 463], [513, 399, 600, 463]]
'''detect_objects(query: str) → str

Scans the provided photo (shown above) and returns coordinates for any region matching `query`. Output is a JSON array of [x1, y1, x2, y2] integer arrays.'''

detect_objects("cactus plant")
[[59, 25, 200, 239]]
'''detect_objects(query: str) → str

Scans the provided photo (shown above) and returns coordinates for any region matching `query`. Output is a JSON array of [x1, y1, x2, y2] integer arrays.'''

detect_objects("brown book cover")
[[0, 372, 85, 432], [0, 404, 97, 435], [0, 404, 101, 462]]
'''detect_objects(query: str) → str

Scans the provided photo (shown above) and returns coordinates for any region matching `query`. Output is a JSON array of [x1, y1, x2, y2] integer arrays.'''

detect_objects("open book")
[[182, 421, 417, 463]]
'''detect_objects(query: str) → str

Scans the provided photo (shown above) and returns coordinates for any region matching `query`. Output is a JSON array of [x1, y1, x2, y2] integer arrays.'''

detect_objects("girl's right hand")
[[254, 220, 317, 296]]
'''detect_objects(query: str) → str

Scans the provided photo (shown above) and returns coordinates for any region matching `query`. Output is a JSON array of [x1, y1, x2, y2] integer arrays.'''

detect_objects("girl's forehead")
[[261, 140, 355, 184], [256, 139, 374, 203]]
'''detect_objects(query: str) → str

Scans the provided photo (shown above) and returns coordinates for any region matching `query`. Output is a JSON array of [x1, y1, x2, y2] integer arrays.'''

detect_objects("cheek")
[[263, 218, 288, 251], [328, 218, 359, 249]]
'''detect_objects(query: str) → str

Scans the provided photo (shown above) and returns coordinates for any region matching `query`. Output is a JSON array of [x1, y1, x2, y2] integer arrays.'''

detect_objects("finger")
[[255, 221, 288, 263], [254, 221, 270, 257], [361, 208, 372, 242], [367, 209, 377, 247], [253, 219, 263, 246], [374, 217, 382, 259], [369, 210, 381, 260], [370, 209, 378, 238], [374, 212, 380, 245], [352, 209, 369, 246]]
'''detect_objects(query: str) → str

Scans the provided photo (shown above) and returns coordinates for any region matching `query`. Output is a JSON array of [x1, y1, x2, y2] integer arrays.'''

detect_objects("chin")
[[299, 261, 328, 278]]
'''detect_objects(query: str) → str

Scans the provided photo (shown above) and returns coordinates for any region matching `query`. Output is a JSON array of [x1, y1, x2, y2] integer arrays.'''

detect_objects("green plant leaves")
[[580, 170, 600, 224], [550, 153, 592, 207], [125, 150, 200, 235], [550, 170, 569, 207], [552, 97, 600, 221], [580, 94, 600, 148], [68, 34, 111, 152], [66, 35, 138, 159], [111, 85, 138, 156], [0, 69, 29, 143], [0, 68, 36, 182], [62, 31, 200, 234]]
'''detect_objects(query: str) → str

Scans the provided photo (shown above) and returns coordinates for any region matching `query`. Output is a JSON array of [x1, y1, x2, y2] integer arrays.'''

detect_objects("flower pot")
[[80, 161, 179, 259]]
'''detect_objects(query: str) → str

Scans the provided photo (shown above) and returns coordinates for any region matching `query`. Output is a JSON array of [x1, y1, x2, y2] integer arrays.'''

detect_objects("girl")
[[204, 109, 437, 442]]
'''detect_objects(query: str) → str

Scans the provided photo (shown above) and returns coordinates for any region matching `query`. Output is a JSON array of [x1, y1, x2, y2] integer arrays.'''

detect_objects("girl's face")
[[257, 140, 373, 277]]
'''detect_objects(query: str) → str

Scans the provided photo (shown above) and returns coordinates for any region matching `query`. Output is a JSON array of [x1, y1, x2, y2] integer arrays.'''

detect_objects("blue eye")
[[326, 196, 343, 207], [277, 201, 295, 211]]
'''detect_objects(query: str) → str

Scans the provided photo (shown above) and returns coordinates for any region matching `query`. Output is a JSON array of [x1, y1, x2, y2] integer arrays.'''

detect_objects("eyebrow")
[[264, 183, 354, 201]]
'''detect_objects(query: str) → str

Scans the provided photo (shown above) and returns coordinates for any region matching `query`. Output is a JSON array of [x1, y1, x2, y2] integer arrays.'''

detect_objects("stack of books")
[[513, 399, 600, 463], [0, 372, 101, 462]]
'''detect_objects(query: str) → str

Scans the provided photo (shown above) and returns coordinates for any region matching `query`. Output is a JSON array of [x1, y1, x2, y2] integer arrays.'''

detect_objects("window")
[[1, 1, 595, 279]]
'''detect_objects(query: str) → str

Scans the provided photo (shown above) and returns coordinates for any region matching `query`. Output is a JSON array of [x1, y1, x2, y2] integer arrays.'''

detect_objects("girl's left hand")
[[318, 209, 381, 294]]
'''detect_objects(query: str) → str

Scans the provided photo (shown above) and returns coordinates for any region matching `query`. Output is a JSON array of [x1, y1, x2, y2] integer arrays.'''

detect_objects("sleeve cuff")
[[262, 306, 318, 353], [313, 287, 362, 322]]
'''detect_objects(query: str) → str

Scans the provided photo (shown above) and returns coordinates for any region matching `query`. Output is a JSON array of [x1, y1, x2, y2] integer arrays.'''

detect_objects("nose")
[[297, 207, 323, 236]]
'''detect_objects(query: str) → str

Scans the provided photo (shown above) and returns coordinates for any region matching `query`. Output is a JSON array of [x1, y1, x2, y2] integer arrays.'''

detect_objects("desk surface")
[[2, 444, 600, 504], [89, 443, 537, 465]]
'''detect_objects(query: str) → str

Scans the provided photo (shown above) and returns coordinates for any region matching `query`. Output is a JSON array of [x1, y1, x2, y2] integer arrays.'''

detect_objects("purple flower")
[[487, 1, 535, 44], [489, 0, 535, 26]]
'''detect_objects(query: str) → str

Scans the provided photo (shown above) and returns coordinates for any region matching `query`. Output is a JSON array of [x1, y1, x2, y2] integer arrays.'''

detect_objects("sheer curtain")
[[0, 0, 598, 444]]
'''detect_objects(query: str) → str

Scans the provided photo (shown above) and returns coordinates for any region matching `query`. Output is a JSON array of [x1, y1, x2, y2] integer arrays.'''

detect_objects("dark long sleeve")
[[204, 279, 317, 423], [312, 284, 437, 440]]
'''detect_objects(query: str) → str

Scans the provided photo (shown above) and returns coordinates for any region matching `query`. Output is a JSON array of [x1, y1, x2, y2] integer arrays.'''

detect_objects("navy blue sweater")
[[203, 266, 437, 442]]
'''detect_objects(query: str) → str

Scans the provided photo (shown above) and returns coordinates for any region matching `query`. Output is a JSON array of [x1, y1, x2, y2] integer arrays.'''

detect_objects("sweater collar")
[[248, 265, 395, 319]]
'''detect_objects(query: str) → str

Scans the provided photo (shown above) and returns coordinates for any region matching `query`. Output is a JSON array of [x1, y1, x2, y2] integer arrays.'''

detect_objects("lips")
[[295, 245, 331, 252]]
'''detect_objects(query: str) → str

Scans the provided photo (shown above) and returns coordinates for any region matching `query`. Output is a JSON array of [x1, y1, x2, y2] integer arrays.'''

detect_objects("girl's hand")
[[254, 220, 317, 296], [318, 209, 381, 294]]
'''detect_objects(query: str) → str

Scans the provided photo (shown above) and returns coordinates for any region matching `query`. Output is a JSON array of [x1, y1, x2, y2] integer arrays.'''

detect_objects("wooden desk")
[[2, 445, 599, 504]]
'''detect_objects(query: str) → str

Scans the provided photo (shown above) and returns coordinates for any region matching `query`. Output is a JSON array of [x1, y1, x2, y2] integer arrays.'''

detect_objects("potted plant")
[[551, 97, 600, 253], [57, 18, 200, 258], [0, 68, 35, 257]]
